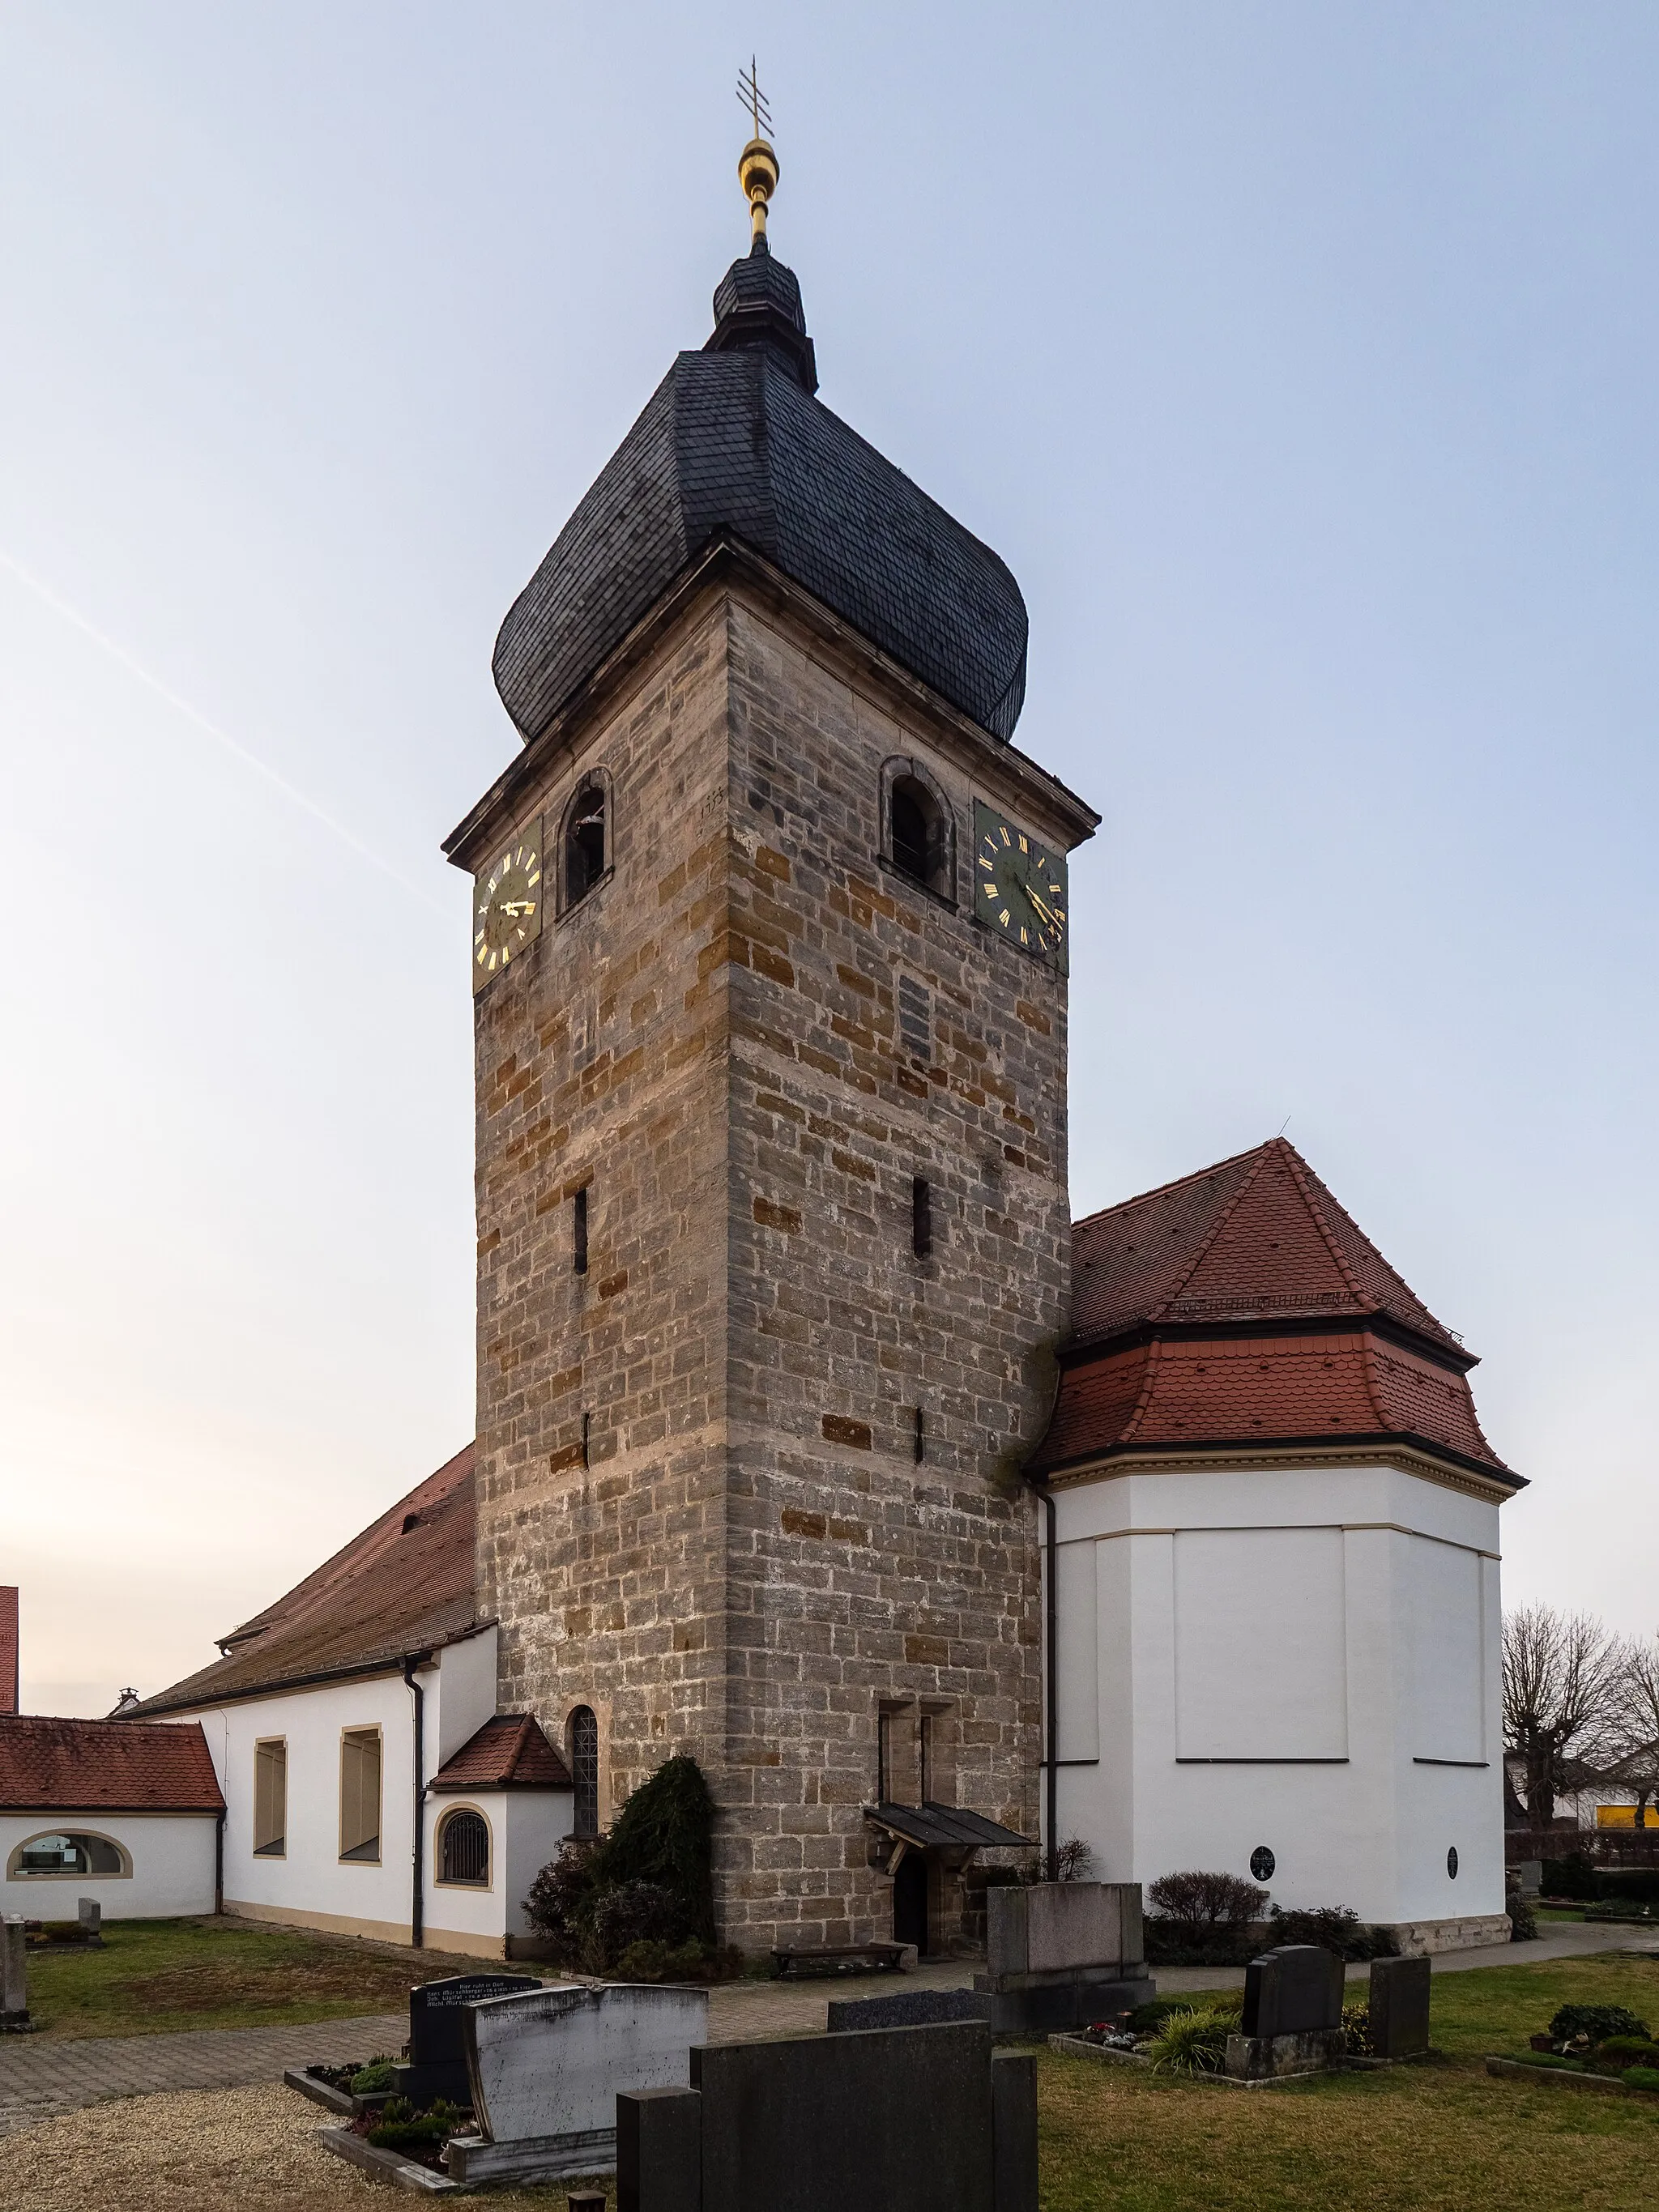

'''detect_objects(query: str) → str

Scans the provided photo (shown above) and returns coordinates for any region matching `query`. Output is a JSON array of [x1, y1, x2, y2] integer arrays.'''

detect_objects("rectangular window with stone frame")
[[339, 1728, 382, 1864], [253, 1737, 287, 1857]]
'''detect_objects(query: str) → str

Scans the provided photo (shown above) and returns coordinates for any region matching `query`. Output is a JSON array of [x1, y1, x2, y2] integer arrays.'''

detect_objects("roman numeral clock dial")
[[974, 801, 1068, 970], [472, 822, 544, 991]]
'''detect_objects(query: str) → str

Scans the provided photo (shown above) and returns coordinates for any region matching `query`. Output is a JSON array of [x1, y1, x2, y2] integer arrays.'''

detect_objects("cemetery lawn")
[[24, 1916, 485, 2039], [1038, 1951, 1659, 2212]]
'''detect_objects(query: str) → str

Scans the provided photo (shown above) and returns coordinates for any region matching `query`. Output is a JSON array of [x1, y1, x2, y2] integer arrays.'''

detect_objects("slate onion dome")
[[491, 122, 1030, 748]]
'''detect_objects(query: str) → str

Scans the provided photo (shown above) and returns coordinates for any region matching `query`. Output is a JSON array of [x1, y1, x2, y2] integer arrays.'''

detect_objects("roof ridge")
[[1116, 1339, 1166, 1445], [1069, 1142, 1269, 1233], [1273, 1140, 1370, 1310], [1148, 1144, 1279, 1319]]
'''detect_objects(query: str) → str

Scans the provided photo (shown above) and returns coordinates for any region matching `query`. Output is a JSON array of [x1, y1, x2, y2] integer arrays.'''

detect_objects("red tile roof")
[[1036, 1140, 1518, 1485], [0, 1716, 224, 1813], [430, 1714, 572, 1793], [1069, 1139, 1465, 1358], [133, 1444, 480, 1714]]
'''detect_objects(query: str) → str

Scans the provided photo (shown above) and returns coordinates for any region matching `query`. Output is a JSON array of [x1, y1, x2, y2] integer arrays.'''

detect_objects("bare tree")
[[1502, 1605, 1624, 1831], [1604, 1635, 1659, 1831]]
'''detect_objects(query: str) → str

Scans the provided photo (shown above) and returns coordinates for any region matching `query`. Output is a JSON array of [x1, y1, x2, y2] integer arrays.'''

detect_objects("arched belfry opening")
[[884, 761, 954, 901], [564, 782, 608, 910]]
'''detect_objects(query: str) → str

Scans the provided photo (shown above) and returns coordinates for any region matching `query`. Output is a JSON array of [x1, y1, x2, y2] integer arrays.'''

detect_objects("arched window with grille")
[[569, 1705, 600, 1838], [437, 1807, 490, 1887], [564, 780, 609, 910]]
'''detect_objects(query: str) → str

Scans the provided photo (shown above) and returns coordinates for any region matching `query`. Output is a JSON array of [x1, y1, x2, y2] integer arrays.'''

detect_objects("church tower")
[[445, 123, 1098, 1952]]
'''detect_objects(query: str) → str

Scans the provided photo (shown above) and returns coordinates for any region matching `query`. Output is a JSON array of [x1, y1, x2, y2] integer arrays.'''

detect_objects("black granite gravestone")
[[394, 1973, 540, 2103], [1241, 1946, 1343, 2039], [826, 1986, 991, 2033], [617, 2022, 1035, 2212], [1368, 1954, 1431, 2059]]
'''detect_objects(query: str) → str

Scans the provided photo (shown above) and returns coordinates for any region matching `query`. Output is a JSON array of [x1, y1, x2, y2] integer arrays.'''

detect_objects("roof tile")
[[0, 1717, 223, 1812], [133, 1445, 477, 1714]]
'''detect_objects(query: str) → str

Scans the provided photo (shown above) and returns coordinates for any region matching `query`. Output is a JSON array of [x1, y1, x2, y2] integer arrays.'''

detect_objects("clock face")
[[472, 823, 544, 991], [973, 802, 1068, 969]]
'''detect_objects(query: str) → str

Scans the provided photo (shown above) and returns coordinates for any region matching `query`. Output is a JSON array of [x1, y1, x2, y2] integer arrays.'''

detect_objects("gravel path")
[[0, 2082, 595, 2212]]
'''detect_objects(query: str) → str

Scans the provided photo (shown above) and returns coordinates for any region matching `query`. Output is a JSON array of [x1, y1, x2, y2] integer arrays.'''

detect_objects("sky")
[[2, 4, 1656, 1715]]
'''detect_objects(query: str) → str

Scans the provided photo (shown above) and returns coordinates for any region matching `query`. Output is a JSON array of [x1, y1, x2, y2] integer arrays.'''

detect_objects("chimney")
[[0, 1588, 17, 1715]]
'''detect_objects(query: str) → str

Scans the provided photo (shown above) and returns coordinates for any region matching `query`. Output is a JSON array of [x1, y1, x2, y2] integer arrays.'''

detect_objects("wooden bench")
[[770, 1941, 919, 1979]]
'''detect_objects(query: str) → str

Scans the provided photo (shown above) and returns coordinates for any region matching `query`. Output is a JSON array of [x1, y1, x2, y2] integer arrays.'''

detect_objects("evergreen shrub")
[[523, 1754, 719, 1971], [1267, 1904, 1398, 1960], [1549, 2003, 1650, 2046]]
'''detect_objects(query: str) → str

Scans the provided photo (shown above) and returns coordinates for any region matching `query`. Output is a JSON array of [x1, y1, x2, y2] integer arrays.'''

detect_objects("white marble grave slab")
[[463, 1981, 708, 2146]]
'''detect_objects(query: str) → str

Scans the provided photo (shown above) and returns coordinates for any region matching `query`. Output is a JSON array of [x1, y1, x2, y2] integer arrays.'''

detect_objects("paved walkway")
[[0, 2011, 406, 2139], [4, 1926, 1653, 2140], [1159, 1919, 1659, 1994]]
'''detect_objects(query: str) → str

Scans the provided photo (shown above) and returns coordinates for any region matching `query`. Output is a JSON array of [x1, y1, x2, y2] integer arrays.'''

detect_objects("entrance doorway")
[[892, 1851, 928, 1954]]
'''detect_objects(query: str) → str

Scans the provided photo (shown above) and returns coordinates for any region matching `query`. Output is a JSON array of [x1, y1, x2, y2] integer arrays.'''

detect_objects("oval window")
[[1250, 1846, 1276, 1882], [1447, 1846, 1460, 1880]]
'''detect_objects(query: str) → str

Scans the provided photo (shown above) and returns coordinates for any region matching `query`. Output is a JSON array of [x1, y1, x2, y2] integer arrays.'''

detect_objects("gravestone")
[[1368, 1954, 1431, 2059], [1226, 1946, 1346, 2082], [616, 2020, 1035, 2212], [1241, 1945, 1344, 2038], [977, 1882, 1152, 2035], [827, 1985, 989, 2032], [394, 1972, 541, 2103], [445, 1982, 707, 2186], [1518, 1860, 1543, 1897], [77, 1898, 101, 1937], [1, 1916, 28, 2031]]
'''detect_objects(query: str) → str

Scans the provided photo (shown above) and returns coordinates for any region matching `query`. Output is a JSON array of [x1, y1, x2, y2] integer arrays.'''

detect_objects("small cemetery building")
[[0, 1715, 222, 1919]]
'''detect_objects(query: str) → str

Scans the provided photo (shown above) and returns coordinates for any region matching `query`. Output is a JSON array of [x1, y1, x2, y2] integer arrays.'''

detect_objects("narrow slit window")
[[920, 1714, 934, 1805], [570, 1706, 599, 1838], [574, 1187, 589, 1276], [877, 1711, 893, 1805], [913, 1406, 924, 1464], [911, 1176, 932, 1259], [339, 1728, 382, 1864], [254, 1739, 287, 1858]]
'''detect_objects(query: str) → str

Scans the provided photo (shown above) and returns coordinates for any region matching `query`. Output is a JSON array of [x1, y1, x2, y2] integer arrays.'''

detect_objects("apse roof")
[[132, 1443, 480, 1714], [1036, 1140, 1520, 1485], [1068, 1139, 1467, 1361], [492, 238, 1029, 748]]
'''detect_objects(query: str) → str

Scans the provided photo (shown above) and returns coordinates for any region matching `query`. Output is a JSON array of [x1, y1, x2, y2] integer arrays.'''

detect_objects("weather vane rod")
[[736, 56, 778, 245]]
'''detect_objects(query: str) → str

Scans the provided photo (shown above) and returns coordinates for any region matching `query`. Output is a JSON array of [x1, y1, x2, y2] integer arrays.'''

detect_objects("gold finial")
[[736, 56, 778, 244]]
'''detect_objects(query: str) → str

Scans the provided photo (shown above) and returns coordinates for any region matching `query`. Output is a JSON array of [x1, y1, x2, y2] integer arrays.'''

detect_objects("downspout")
[[402, 1657, 425, 1950], [1017, 1462, 1060, 1886]]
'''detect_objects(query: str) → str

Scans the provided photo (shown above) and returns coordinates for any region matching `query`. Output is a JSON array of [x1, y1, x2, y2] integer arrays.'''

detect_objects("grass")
[[1038, 1951, 1659, 2212], [24, 1917, 491, 2040]]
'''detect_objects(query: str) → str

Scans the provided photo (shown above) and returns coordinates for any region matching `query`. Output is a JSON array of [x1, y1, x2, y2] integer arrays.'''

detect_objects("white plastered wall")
[[173, 1627, 505, 1944], [0, 1812, 216, 1919], [421, 1788, 572, 1958], [1049, 1459, 1507, 1933]]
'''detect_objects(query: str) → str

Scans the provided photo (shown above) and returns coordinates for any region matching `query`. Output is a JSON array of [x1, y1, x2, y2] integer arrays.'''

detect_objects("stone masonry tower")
[[445, 139, 1097, 1954]]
